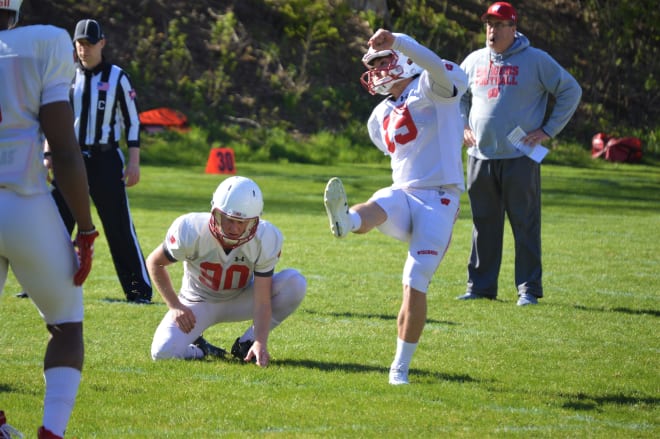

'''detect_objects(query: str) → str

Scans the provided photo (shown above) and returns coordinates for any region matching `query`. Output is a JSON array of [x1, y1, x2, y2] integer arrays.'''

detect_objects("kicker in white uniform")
[[324, 28, 468, 385]]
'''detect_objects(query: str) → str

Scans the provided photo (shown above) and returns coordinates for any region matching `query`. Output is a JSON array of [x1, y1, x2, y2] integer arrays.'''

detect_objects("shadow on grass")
[[610, 307, 660, 317], [99, 297, 160, 306], [573, 304, 660, 317], [0, 383, 16, 393], [0, 382, 39, 397], [303, 309, 458, 326], [561, 392, 660, 411], [271, 358, 479, 383]]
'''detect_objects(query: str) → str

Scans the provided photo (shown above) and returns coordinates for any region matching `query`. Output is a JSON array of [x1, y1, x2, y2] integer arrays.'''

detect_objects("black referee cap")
[[73, 19, 104, 44]]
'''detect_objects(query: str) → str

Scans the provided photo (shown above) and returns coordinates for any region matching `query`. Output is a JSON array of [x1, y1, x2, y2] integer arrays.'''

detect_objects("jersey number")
[[199, 262, 250, 290], [382, 104, 417, 153]]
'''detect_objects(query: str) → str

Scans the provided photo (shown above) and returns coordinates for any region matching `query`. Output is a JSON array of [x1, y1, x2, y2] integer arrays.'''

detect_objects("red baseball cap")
[[481, 2, 518, 23]]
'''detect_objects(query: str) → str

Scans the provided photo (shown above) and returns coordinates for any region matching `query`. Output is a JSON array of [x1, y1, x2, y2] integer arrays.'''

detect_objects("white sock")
[[390, 338, 418, 371], [187, 344, 205, 359], [239, 326, 255, 343], [43, 367, 81, 437], [348, 210, 361, 232]]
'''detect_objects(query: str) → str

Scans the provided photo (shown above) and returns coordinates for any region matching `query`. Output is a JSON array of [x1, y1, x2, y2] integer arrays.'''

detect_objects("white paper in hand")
[[507, 126, 549, 163]]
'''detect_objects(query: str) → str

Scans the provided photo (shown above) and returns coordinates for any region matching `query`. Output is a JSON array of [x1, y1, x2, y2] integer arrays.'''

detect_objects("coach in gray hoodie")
[[458, 2, 581, 306]]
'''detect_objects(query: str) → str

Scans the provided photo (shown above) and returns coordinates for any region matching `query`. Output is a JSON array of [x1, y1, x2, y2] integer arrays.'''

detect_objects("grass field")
[[1, 160, 659, 438]]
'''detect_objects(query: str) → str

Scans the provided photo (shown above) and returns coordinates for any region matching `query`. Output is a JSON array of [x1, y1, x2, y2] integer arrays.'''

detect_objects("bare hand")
[[522, 128, 549, 146], [463, 127, 476, 147], [368, 28, 395, 51], [245, 340, 270, 367], [171, 305, 196, 334], [123, 162, 140, 187]]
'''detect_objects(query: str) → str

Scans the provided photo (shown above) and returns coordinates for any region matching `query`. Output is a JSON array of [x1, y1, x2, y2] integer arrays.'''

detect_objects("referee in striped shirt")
[[48, 19, 152, 303]]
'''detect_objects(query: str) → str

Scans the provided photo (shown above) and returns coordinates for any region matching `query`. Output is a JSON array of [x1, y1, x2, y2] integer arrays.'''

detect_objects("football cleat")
[[127, 296, 151, 305], [388, 367, 410, 385], [193, 336, 227, 359], [323, 177, 351, 238], [231, 337, 255, 362], [37, 427, 61, 439], [0, 411, 24, 439]]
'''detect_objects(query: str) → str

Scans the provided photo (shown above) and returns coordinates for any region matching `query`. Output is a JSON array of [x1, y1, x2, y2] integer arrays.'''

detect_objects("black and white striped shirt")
[[72, 60, 140, 148]]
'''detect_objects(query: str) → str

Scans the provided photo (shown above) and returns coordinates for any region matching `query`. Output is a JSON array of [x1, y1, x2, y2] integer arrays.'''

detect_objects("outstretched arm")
[[368, 29, 466, 98]]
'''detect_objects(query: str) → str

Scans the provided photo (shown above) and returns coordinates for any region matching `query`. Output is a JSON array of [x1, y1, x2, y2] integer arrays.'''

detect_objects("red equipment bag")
[[139, 107, 189, 133], [605, 137, 643, 163], [591, 133, 643, 163]]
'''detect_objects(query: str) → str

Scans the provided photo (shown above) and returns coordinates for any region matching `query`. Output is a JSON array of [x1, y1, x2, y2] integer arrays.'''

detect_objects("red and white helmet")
[[360, 48, 423, 95], [0, 0, 22, 25], [209, 176, 263, 249]]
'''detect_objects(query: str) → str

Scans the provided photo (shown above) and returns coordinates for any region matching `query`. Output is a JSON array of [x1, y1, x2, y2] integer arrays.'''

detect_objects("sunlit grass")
[[1, 160, 658, 438]]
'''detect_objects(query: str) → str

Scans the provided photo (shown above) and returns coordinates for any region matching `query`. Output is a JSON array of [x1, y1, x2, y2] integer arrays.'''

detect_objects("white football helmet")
[[360, 48, 423, 95], [209, 176, 263, 248], [0, 0, 22, 25]]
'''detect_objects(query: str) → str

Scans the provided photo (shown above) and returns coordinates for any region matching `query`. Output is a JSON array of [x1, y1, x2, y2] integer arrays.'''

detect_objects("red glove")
[[73, 228, 100, 286]]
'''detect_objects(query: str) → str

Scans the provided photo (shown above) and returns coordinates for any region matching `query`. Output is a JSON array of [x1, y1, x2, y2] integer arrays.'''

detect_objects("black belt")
[[81, 143, 116, 155]]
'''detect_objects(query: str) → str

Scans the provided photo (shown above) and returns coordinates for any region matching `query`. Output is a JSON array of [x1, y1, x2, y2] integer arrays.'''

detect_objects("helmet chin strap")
[[209, 210, 259, 250]]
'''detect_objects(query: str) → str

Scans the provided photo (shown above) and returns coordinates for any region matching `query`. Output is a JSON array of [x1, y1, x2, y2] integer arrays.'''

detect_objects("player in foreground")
[[149, 176, 306, 366], [324, 29, 468, 385], [0, 1, 98, 438]]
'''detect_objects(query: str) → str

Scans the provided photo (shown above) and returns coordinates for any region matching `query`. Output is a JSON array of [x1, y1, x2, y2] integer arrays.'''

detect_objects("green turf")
[[1, 160, 658, 438]]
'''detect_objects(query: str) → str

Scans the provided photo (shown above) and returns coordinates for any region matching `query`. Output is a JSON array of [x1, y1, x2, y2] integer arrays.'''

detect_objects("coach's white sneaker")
[[389, 367, 410, 385], [324, 177, 350, 238], [516, 293, 538, 306]]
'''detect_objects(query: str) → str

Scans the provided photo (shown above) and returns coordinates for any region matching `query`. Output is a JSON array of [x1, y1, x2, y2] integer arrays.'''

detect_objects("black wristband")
[[43, 151, 52, 158]]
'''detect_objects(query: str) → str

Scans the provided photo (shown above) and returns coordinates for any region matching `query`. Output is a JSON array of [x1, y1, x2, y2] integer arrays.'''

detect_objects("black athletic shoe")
[[126, 282, 152, 304], [126, 291, 152, 304], [231, 337, 255, 361], [15, 291, 28, 298], [193, 336, 227, 359]]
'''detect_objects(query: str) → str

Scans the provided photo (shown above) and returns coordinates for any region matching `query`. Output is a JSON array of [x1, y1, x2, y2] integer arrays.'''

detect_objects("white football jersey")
[[164, 212, 283, 303], [367, 36, 467, 191], [0, 25, 76, 195]]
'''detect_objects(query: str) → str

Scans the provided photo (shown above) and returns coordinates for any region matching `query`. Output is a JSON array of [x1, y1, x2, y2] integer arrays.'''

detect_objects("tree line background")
[[22, 0, 659, 158]]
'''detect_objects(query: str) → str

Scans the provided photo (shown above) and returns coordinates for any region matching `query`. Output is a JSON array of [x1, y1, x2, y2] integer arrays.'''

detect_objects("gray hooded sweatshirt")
[[460, 32, 582, 159]]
